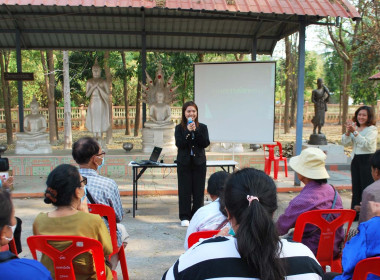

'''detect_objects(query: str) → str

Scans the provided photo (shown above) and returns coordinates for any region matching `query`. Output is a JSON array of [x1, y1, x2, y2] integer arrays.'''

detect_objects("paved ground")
[[11, 169, 355, 280]]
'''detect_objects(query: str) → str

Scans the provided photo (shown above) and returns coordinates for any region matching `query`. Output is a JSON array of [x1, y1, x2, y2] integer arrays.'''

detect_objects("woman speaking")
[[175, 101, 210, 227]]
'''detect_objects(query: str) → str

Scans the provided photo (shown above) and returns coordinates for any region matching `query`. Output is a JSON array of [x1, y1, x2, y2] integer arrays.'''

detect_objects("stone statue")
[[311, 78, 330, 134], [141, 63, 178, 153], [15, 96, 52, 154], [141, 63, 178, 128], [85, 59, 111, 141]]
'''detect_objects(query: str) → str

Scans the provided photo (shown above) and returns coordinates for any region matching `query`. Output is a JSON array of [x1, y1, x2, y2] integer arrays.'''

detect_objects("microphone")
[[187, 117, 195, 139]]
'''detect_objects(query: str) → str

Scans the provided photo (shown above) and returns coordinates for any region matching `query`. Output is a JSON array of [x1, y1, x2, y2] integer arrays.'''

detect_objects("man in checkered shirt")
[[72, 137, 129, 269]]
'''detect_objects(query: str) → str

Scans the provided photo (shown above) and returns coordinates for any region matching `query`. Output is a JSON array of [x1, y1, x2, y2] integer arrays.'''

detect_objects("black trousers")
[[177, 159, 207, 221], [351, 154, 374, 209]]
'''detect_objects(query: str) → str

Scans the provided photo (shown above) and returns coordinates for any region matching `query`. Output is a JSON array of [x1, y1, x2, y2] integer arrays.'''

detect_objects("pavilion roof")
[[0, 0, 360, 54]]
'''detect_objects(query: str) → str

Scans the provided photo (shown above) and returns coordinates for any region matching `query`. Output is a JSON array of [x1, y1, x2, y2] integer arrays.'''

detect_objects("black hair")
[[314, 178, 328, 185], [224, 168, 285, 280], [352, 105, 376, 127], [72, 137, 100, 165], [207, 171, 229, 197], [0, 189, 12, 229], [180, 101, 199, 129], [371, 150, 380, 170], [44, 164, 81, 207]]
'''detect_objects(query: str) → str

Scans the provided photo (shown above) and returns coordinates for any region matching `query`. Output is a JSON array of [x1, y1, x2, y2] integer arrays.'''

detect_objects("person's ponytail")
[[236, 199, 284, 280], [225, 168, 285, 280]]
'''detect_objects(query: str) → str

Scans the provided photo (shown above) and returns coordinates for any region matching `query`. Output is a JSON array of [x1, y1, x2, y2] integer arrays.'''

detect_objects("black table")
[[128, 160, 238, 217]]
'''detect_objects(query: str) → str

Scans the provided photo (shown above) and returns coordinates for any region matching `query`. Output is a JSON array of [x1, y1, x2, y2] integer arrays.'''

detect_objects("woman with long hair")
[[0, 189, 52, 279], [33, 164, 113, 280], [342, 105, 378, 218], [162, 168, 323, 280], [175, 101, 210, 227]]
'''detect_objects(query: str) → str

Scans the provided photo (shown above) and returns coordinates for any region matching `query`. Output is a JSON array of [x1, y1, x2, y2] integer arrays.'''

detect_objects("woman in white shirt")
[[342, 105, 378, 217]]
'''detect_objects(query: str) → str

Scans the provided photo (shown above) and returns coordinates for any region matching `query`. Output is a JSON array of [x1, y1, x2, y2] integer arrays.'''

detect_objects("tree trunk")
[[0, 51, 13, 144], [284, 36, 291, 133], [198, 53, 205, 62], [121, 51, 130, 135], [62, 51, 72, 149], [46, 50, 58, 144], [341, 60, 353, 133], [104, 51, 113, 144], [134, 80, 141, 137]]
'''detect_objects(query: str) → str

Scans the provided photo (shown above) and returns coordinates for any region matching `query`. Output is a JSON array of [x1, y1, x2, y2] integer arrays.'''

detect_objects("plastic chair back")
[[293, 209, 356, 270], [27, 235, 108, 280], [187, 230, 220, 248], [352, 257, 380, 280], [88, 203, 129, 280], [276, 141, 286, 160]]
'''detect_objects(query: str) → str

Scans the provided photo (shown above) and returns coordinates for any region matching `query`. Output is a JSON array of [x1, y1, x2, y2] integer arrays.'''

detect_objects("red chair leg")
[[274, 160, 279, 180], [284, 159, 288, 177], [264, 158, 270, 175], [119, 248, 129, 280]]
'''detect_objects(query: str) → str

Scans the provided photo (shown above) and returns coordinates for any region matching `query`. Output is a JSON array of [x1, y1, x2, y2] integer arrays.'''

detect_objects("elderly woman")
[[33, 164, 113, 280], [0, 189, 52, 279], [276, 147, 344, 258]]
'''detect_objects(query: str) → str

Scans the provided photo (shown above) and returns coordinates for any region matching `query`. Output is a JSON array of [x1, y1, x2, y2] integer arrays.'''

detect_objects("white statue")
[[15, 96, 52, 154], [141, 63, 178, 128], [85, 59, 111, 141], [141, 63, 178, 153]]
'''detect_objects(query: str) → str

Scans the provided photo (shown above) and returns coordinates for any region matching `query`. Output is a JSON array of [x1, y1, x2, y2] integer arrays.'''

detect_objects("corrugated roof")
[[0, 0, 360, 53], [0, 0, 360, 18], [369, 72, 380, 80]]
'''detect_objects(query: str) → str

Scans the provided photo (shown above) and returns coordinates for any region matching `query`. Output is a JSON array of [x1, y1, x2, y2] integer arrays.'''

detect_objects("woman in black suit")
[[175, 101, 210, 227]]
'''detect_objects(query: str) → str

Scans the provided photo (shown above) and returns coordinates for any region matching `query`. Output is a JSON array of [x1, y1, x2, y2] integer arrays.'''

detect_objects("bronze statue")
[[311, 78, 330, 134]]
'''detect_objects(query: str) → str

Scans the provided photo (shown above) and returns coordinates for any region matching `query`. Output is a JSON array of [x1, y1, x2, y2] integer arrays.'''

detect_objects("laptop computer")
[[134, 147, 162, 165]]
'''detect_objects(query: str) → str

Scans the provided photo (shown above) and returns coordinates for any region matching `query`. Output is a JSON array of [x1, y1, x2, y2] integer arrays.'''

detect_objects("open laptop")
[[134, 146, 162, 165]]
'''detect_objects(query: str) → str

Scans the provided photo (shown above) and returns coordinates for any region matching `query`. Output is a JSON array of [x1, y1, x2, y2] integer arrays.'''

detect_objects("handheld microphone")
[[187, 117, 195, 139]]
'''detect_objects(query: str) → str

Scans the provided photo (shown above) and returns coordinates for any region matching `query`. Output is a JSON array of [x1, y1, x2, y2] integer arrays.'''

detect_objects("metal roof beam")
[[0, 28, 279, 40]]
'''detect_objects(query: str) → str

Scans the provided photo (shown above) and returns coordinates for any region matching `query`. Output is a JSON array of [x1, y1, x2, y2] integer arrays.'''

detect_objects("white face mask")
[[2, 224, 16, 242]]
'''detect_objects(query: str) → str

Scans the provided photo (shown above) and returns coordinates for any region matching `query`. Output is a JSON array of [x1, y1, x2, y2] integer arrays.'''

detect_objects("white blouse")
[[342, 125, 378, 155]]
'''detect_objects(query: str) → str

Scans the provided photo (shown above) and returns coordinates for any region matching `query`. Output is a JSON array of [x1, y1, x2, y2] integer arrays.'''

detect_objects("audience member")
[[33, 164, 113, 280], [1, 176, 23, 254], [0, 189, 52, 280], [183, 171, 229, 249], [276, 147, 344, 258], [359, 150, 380, 223], [324, 201, 380, 280], [162, 168, 324, 280], [72, 137, 128, 268], [342, 105, 377, 218]]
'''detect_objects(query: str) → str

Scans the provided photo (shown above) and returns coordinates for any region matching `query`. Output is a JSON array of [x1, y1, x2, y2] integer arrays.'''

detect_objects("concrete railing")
[[1, 101, 379, 131]]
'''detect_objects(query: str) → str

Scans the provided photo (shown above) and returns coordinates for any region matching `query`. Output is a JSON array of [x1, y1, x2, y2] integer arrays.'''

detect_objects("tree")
[[62, 51, 72, 149], [327, 1, 366, 133]]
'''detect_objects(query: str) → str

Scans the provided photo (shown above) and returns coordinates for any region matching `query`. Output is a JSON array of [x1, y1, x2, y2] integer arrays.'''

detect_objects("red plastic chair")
[[293, 209, 356, 273], [187, 230, 220, 248], [263, 141, 288, 180], [352, 257, 380, 280], [27, 235, 117, 280], [88, 203, 129, 280]]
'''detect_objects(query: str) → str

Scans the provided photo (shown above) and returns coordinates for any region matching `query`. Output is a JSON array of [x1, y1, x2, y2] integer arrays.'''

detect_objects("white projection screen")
[[194, 62, 275, 144]]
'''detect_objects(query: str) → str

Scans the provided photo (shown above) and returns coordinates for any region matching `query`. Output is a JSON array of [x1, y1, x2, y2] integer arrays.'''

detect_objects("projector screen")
[[194, 62, 275, 144]]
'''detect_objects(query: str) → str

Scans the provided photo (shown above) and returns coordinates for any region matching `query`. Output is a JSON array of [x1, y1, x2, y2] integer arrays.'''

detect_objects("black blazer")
[[175, 123, 210, 165]]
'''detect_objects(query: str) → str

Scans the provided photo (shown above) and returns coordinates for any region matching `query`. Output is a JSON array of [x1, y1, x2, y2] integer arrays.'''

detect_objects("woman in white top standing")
[[342, 105, 378, 217]]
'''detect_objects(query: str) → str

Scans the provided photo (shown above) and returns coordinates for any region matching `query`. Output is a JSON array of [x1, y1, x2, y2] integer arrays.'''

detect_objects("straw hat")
[[289, 147, 330, 179]]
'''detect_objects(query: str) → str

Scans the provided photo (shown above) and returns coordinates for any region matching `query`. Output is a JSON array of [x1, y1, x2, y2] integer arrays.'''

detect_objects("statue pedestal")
[[209, 142, 244, 153], [308, 133, 328, 145], [15, 135, 52, 154], [142, 126, 176, 154], [303, 142, 350, 164]]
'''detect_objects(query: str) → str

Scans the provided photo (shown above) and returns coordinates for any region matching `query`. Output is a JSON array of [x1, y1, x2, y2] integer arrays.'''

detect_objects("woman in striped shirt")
[[162, 168, 324, 280]]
